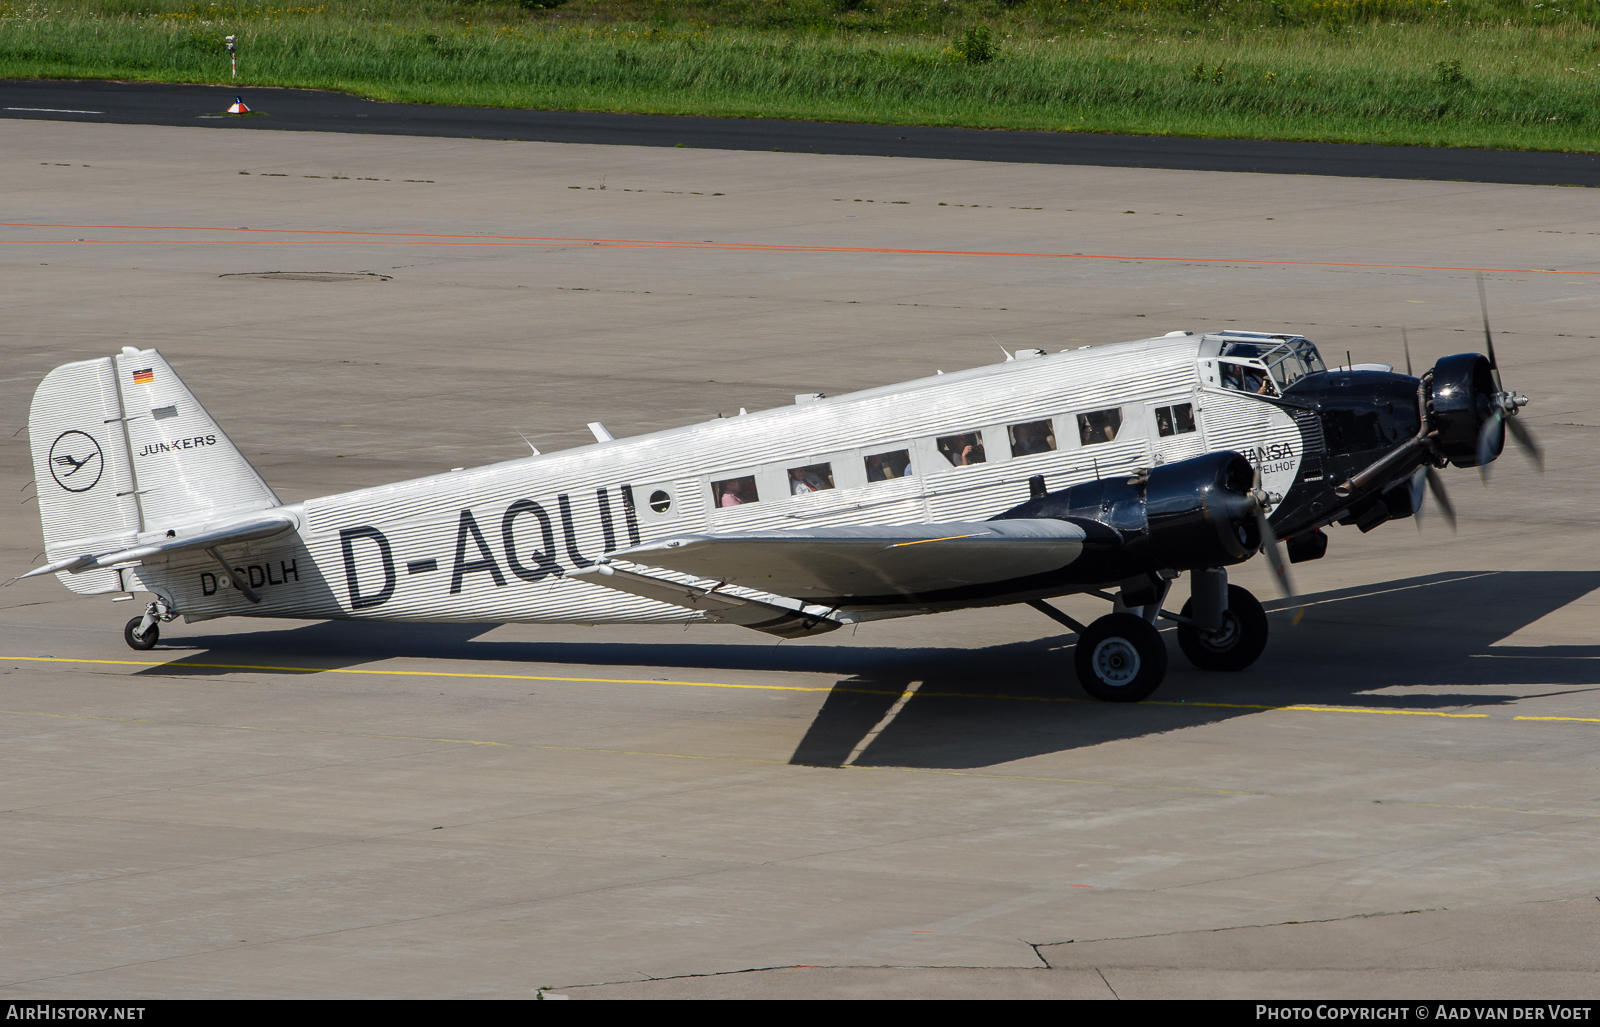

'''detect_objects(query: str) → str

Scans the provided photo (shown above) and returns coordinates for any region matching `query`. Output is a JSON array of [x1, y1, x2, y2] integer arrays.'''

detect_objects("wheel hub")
[[1200, 611, 1240, 651], [1091, 637, 1141, 686]]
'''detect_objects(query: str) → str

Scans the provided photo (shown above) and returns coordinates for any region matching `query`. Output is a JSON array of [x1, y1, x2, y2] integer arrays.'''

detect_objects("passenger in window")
[[1155, 407, 1175, 438], [937, 432, 985, 467], [865, 450, 912, 482], [1009, 421, 1055, 457], [717, 477, 749, 507], [1077, 409, 1122, 445], [789, 465, 832, 495]]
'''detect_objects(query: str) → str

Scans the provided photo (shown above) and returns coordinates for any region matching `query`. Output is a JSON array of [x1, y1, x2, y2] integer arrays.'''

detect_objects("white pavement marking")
[[841, 680, 924, 767]]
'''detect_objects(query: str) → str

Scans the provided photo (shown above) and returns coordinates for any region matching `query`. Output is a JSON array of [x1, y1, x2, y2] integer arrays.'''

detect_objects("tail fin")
[[29, 347, 279, 594]]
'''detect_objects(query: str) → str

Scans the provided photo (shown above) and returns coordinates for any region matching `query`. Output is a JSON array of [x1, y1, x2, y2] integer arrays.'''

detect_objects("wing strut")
[[569, 563, 846, 639], [1027, 599, 1087, 634]]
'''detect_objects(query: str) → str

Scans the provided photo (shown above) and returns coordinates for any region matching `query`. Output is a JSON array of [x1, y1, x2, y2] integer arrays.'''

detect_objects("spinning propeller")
[[1403, 279, 1540, 533], [1245, 463, 1296, 602], [1474, 274, 1543, 482], [1403, 327, 1459, 534]]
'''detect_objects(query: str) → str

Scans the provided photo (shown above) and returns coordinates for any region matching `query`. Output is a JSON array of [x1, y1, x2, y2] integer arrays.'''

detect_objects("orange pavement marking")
[[0, 222, 1592, 275]]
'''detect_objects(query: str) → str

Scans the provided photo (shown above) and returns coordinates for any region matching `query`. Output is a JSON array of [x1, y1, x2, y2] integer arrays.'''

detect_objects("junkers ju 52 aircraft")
[[24, 292, 1539, 702]]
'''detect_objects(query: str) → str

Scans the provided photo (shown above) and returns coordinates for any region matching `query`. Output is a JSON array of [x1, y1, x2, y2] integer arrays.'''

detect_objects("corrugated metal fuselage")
[[127, 335, 1307, 626]]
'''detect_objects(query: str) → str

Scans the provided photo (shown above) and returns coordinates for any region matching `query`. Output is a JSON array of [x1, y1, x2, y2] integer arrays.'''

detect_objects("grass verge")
[[2, 1, 1598, 151]]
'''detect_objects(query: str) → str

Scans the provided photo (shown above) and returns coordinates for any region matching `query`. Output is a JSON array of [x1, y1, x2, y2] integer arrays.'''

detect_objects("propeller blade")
[[1402, 326, 1413, 377], [1257, 510, 1295, 599], [1476, 272, 1505, 393], [1477, 410, 1504, 483], [1504, 415, 1545, 473], [1425, 466, 1458, 533], [1409, 466, 1427, 531], [1248, 462, 1296, 601]]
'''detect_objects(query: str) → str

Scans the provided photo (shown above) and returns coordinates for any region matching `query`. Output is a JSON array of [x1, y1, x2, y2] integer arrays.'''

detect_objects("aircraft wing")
[[607, 518, 1094, 602]]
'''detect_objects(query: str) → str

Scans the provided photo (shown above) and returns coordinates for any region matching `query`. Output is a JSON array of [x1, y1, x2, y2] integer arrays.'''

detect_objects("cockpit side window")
[[1220, 361, 1279, 397]]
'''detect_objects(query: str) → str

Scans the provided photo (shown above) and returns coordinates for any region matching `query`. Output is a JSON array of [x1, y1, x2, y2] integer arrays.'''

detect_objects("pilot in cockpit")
[[1221, 362, 1278, 397]]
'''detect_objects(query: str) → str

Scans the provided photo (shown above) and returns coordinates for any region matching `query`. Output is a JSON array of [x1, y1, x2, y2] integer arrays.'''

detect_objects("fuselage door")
[[1147, 398, 1205, 466]]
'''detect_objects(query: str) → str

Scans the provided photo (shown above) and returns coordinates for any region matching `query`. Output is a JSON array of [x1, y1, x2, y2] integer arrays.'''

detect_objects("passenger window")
[[864, 449, 913, 482], [786, 462, 835, 495], [1076, 408, 1123, 446], [712, 475, 758, 508], [1008, 419, 1057, 458], [1155, 403, 1197, 438], [936, 431, 986, 467]]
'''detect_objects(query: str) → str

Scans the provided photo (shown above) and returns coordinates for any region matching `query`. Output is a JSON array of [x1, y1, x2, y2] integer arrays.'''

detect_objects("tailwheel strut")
[[124, 598, 177, 652]]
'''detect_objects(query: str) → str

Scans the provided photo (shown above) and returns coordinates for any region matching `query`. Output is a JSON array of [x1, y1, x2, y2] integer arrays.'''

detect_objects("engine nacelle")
[[1144, 451, 1260, 568], [1428, 353, 1500, 467], [992, 451, 1260, 576]]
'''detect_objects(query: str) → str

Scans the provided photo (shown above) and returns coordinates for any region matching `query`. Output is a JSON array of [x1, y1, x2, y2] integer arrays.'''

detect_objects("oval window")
[[649, 489, 671, 514]]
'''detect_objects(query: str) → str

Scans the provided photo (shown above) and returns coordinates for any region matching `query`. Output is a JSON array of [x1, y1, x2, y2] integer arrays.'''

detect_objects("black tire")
[[1177, 584, 1268, 672], [1074, 612, 1168, 703], [124, 616, 158, 651]]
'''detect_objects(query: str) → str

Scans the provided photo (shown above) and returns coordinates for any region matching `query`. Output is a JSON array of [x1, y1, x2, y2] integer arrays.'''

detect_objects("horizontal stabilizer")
[[20, 511, 298, 579], [611, 518, 1089, 602], [568, 564, 844, 638]]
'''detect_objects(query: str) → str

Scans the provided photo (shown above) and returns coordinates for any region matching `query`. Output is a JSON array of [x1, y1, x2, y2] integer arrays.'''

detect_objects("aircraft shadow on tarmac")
[[146, 569, 1600, 770]]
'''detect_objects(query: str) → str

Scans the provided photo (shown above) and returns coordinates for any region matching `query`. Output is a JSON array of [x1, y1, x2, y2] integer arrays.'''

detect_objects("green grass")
[[3, 1, 1599, 150]]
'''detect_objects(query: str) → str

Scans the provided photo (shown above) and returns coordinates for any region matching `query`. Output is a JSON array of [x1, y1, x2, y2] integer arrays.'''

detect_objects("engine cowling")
[[1428, 353, 1501, 467], [992, 451, 1260, 576], [1144, 451, 1260, 568]]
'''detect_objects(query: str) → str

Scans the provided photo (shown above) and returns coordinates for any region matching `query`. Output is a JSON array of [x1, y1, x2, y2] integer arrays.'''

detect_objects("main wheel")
[[124, 616, 158, 651], [1177, 584, 1268, 672], [1074, 612, 1168, 703]]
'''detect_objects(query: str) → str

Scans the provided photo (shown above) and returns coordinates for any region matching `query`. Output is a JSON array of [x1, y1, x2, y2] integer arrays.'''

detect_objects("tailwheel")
[[124, 616, 159, 651], [1177, 584, 1268, 672], [1074, 612, 1168, 703]]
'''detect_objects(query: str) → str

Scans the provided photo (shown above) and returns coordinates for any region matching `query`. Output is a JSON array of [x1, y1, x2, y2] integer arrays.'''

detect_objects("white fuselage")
[[132, 334, 1304, 625]]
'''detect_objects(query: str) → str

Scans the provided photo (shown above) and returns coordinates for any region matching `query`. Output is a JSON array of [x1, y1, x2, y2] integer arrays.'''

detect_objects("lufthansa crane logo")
[[48, 430, 104, 493]]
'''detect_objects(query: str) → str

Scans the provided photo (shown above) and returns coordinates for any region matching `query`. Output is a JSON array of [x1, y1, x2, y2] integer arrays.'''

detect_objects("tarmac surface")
[[6, 78, 1600, 186], [1, 115, 1598, 999]]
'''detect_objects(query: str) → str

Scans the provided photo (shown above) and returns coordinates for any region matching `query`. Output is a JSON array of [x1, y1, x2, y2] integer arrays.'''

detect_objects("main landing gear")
[[1029, 567, 1270, 703], [123, 598, 178, 651]]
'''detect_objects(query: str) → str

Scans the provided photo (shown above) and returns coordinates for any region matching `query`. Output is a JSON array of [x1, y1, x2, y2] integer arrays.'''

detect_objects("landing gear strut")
[[1030, 567, 1269, 703], [1176, 583, 1269, 672], [123, 598, 177, 651]]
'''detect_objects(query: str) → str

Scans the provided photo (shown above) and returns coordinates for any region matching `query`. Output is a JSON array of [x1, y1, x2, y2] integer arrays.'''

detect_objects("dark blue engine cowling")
[[992, 450, 1260, 579], [1429, 352, 1501, 467]]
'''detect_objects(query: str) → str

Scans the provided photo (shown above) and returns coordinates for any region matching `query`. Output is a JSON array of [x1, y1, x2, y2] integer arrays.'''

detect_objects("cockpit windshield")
[[1219, 336, 1326, 390]]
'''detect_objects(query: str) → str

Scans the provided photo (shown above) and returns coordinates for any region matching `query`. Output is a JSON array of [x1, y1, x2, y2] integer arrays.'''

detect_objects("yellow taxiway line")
[[0, 653, 1529, 721]]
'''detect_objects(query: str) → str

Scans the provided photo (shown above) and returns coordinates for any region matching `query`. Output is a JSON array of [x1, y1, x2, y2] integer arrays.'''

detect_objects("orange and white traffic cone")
[[227, 97, 250, 114]]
